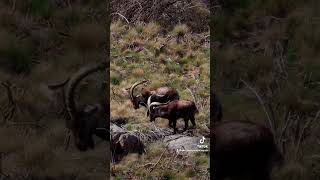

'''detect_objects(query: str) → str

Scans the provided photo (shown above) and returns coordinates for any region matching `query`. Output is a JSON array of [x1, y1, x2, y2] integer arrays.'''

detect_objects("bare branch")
[[240, 79, 275, 135], [64, 130, 71, 151], [186, 87, 196, 104], [111, 12, 130, 24], [149, 148, 166, 173], [295, 110, 320, 156]]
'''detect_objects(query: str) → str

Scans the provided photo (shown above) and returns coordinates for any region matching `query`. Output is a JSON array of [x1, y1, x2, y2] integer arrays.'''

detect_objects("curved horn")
[[129, 80, 148, 100], [47, 78, 70, 90], [148, 101, 169, 112], [147, 94, 154, 107], [147, 94, 166, 113], [147, 94, 165, 105], [147, 94, 154, 114], [154, 94, 166, 97], [66, 62, 107, 126]]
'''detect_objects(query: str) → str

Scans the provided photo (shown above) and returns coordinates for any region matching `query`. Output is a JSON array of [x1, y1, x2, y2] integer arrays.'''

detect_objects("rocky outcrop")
[[164, 135, 205, 155], [110, 122, 209, 161], [111, 131, 145, 162], [110, 123, 125, 133]]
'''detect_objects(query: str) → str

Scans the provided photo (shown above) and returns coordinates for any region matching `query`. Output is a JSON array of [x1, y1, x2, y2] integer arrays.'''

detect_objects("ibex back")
[[128, 80, 179, 109]]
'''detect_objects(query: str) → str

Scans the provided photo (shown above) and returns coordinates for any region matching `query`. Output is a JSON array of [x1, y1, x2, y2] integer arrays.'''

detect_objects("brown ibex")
[[50, 62, 109, 151], [148, 99, 198, 134], [128, 80, 180, 112], [212, 121, 282, 180]]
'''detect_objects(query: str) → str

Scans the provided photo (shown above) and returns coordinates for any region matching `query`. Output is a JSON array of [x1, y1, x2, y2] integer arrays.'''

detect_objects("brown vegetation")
[[110, 0, 210, 32]]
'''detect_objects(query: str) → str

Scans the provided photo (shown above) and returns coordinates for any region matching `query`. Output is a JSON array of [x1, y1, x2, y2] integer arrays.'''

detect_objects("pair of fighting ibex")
[[128, 80, 198, 134]]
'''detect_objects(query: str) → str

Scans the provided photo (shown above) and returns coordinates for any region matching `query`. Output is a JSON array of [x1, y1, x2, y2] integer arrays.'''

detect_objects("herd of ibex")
[[48, 62, 282, 179]]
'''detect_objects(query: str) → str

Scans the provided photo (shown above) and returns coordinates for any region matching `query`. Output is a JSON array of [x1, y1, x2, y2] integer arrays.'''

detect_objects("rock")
[[110, 122, 209, 160], [111, 123, 145, 162], [110, 123, 125, 133], [164, 135, 209, 155]]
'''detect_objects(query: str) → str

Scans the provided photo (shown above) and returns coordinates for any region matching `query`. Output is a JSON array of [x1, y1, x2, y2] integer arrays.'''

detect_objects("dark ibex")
[[148, 99, 198, 134], [212, 121, 282, 180], [51, 62, 109, 151], [128, 80, 180, 111]]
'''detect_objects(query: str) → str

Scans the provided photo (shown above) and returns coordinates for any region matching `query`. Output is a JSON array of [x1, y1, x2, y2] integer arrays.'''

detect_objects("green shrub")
[[162, 171, 176, 180], [165, 62, 182, 74], [111, 75, 122, 85], [179, 56, 192, 65], [115, 176, 123, 180], [185, 168, 196, 177]]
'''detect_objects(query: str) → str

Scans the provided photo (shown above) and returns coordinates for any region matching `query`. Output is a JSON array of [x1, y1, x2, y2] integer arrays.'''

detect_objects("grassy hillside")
[[213, 0, 320, 179], [110, 21, 210, 179], [0, 1, 108, 179]]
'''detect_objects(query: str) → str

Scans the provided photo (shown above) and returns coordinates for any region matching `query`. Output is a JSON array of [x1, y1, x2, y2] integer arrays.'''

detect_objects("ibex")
[[148, 99, 198, 134], [212, 121, 282, 180], [128, 80, 180, 111], [50, 62, 109, 151]]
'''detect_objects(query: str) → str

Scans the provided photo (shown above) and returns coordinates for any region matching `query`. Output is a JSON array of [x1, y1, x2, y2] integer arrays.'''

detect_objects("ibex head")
[[65, 62, 108, 151], [128, 80, 148, 109], [147, 100, 169, 122]]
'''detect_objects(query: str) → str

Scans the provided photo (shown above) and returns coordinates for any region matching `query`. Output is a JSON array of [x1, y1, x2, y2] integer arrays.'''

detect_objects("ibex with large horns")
[[148, 98, 198, 134], [51, 62, 109, 151], [128, 80, 180, 112]]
